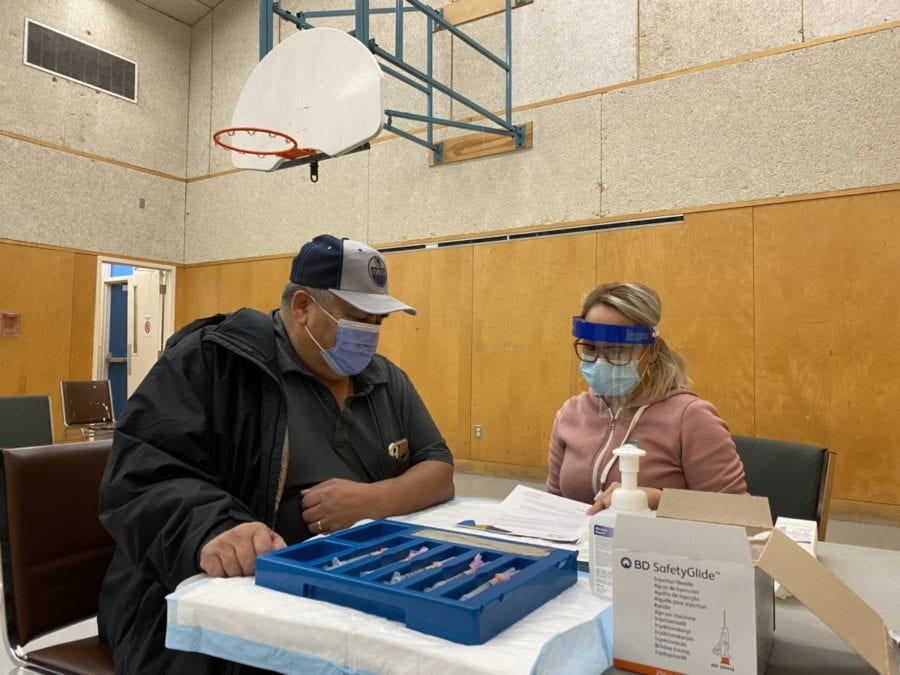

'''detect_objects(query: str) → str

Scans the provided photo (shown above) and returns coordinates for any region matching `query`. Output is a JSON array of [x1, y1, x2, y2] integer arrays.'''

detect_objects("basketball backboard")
[[218, 27, 384, 171]]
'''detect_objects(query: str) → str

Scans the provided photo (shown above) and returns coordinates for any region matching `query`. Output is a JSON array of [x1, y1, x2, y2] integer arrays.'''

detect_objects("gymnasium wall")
[[2, 1, 896, 262], [182, 1, 899, 261], [0, 0, 189, 261]]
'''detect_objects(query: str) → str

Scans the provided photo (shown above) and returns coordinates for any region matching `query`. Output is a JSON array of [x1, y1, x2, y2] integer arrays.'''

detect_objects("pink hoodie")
[[547, 388, 747, 504]]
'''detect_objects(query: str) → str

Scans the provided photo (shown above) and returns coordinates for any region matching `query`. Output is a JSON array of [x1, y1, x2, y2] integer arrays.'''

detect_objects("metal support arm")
[[260, 0, 519, 167]]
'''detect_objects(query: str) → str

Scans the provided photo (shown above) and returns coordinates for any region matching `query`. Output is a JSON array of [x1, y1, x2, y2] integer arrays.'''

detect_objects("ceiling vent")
[[24, 19, 137, 103]]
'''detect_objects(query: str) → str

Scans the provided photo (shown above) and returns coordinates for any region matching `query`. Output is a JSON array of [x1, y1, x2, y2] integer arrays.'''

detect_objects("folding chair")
[[0, 395, 54, 448], [732, 435, 836, 540], [59, 381, 116, 441], [0, 440, 115, 673]]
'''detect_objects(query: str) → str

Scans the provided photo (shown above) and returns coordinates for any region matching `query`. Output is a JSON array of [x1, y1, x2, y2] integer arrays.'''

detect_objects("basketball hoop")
[[213, 126, 318, 161]]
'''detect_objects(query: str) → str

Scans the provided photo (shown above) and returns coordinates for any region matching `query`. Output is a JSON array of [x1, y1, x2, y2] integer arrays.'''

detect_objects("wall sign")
[[1, 311, 20, 337]]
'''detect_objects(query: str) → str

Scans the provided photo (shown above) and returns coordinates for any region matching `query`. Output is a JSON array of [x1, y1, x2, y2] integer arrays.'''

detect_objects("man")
[[98, 234, 455, 674]]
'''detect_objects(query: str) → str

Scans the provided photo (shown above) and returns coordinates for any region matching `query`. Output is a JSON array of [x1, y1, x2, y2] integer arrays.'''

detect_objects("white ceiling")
[[135, 0, 225, 26]]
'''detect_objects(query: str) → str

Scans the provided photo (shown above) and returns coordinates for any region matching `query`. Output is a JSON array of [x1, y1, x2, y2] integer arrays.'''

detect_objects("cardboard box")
[[772, 516, 817, 599], [611, 490, 899, 675]]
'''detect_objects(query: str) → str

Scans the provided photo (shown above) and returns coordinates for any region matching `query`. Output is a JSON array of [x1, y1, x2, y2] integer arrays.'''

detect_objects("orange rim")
[[213, 126, 318, 159]]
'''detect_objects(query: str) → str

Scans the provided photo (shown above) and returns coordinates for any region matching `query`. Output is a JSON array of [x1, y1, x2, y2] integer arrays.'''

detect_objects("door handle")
[[133, 289, 139, 354]]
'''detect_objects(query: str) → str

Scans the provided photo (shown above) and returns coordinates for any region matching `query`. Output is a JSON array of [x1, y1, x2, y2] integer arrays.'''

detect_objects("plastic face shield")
[[572, 318, 656, 365]]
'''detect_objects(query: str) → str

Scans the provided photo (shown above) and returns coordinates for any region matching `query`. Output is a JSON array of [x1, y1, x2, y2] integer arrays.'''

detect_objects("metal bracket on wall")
[[260, 0, 531, 168]]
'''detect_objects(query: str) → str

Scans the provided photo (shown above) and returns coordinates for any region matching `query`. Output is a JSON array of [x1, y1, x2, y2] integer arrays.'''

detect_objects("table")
[[167, 498, 613, 674], [166, 500, 899, 674]]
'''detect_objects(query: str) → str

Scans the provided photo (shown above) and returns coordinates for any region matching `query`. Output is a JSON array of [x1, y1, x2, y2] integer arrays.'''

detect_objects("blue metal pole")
[[426, 13, 433, 149], [355, 0, 369, 45], [385, 109, 515, 137], [371, 44, 516, 132], [273, 5, 313, 29], [395, 0, 403, 60], [259, 0, 273, 60], [381, 65, 430, 95], [505, 0, 512, 125], [383, 123, 438, 152], [302, 7, 416, 18], [404, 0, 509, 71]]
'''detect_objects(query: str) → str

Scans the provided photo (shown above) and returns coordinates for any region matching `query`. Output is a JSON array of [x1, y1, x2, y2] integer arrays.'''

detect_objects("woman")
[[546, 281, 746, 513]]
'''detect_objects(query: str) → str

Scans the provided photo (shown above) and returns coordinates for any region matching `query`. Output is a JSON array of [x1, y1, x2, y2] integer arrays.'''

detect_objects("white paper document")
[[456, 485, 589, 544]]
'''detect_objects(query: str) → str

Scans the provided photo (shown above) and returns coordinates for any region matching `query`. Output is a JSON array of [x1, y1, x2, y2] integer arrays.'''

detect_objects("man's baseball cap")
[[290, 235, 416, 315]]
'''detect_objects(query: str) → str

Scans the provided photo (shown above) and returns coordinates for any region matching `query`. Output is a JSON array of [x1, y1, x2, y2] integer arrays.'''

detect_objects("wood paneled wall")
[[378, 247, 474, 462], [753, 192, 900, 509], [171, 190, 900, 518], [595, 209, 756, 434], [469, 235, 596, 472], [0, 242, 97, 441], [174, 256, 293, 326]]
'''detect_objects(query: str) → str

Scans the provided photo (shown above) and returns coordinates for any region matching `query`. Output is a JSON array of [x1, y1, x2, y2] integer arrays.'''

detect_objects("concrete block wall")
[[0, 0, 189, 261], [600, 29, 900, 217], [183, 0, 899, 261], [1, 135, 185, 262], [638, 0, 803, 77]]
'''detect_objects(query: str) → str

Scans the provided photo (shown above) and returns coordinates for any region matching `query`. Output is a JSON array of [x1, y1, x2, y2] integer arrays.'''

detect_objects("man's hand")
[[301, 478, 377, 534], [199, 522, 286, 577], [586, 482, 662, 515]]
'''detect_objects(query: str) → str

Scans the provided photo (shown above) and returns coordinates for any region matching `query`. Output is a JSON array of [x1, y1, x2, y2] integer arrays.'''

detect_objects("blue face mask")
[[306, 300, 380, 376], [580, 360, 641, 397]]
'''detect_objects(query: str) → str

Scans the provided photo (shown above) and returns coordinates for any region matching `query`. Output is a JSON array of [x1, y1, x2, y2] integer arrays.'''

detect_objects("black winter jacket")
[[98, 309, 292, 675]]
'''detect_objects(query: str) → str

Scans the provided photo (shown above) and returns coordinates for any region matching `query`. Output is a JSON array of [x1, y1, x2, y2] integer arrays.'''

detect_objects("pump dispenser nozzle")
[[609, 446, 652, 514], [589, 444, 654, 600]]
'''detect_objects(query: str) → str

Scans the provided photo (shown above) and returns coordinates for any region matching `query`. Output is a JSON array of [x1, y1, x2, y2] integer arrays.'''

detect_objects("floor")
[[3, 471, 898, 673]]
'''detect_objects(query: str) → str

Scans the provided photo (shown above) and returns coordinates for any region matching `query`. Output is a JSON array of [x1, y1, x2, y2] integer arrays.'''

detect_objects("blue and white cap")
[[291, 234, 416, 315]]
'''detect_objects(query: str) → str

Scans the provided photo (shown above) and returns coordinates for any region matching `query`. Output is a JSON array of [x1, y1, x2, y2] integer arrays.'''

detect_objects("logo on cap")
[[368, 256, 387, 288]]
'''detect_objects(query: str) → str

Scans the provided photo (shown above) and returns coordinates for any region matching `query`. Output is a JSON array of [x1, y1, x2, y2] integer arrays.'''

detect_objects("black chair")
[[732, 435, 835, 539], [59, 380, 116, 441], [0, 440, 115, 674], [0, 395, 54, 448]]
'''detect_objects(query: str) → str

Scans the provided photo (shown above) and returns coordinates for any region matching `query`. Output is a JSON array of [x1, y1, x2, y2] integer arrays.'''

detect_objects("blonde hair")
[[581, 282, 691, 399]]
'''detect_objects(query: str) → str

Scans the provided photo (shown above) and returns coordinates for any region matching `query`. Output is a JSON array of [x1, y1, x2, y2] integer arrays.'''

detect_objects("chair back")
[[60, 381, 115, 439], [0, 395, 54, 448], [732, 435, 835, 539], [0, 440, 116, 649]]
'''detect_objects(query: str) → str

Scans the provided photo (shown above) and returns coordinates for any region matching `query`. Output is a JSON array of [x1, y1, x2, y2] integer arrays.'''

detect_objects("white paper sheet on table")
[[453, 485, 589, 543], [396, 495, 591, 563]]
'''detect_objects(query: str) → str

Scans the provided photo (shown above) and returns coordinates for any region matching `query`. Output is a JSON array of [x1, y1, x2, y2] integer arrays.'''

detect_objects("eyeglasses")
[[573, 340, 642, 366]]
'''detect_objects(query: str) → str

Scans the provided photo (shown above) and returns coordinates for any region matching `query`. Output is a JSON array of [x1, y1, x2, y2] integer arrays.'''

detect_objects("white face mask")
[[579, 360, 641, 397]]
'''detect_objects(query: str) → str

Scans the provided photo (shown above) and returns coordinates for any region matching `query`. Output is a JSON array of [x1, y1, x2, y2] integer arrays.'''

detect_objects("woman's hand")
[[586, 482, 662, 515]]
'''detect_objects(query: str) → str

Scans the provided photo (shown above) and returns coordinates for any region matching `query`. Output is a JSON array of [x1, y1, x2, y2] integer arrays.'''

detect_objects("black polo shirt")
[[272, 313, 452, 543]]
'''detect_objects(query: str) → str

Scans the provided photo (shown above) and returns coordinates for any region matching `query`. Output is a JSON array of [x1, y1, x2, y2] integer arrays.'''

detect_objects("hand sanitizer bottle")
[[589, 444, 654, 601]]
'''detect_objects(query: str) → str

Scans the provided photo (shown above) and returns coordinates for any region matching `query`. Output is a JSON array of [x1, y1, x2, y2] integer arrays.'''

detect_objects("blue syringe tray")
[[255, 519, 577, 644]]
